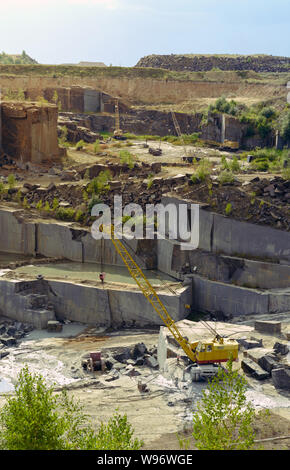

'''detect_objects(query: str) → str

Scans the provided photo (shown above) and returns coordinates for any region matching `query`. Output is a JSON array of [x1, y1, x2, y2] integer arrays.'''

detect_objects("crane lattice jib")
[[171, 110, 187, 156], [107, 225, 196, 362]]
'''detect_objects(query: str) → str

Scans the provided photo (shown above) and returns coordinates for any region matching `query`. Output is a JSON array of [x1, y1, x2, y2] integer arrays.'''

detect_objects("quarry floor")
[[0, 317, 290, 450]]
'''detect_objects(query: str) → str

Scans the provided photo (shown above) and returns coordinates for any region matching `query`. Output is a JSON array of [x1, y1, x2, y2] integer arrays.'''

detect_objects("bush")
[[282, 166, 290, 181], [280, 111, 290, 141], [93, 139, 100, 154], [250, 158, 269, 172], [35, 200, 43, 210], [87, 170, 111, 195], [191, 158, 212, 183], [52, 197, 59, 211], [218, 170, 235, 184], [259, 106, 276, 120], [119, 150, 135, 169], [88, 194, 103, 213], [208, 96, 238, 116], [225, 203, 232, 215], [58, 126, 68, 147], [7, 174, 16, 189], [190, 358, 256, 450], [76, 140, 86, 151], [0, 366, 143, 450], [55, 207, 75, 221]]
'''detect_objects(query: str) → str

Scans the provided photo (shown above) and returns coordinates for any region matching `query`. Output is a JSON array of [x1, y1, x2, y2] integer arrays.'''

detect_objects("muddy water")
[[14, 262, 179, 286]]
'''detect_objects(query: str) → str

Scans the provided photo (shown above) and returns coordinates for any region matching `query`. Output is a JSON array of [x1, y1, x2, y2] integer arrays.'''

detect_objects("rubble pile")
[[239, 324, 290, 389], [0, 319, 34, 358], [247, 176, 290, 205], [81, 342, 160, 381]]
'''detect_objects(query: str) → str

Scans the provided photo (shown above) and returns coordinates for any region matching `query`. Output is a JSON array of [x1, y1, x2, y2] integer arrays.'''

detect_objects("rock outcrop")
[[0, 101, 62, 163], [136, 54, 290, 73]]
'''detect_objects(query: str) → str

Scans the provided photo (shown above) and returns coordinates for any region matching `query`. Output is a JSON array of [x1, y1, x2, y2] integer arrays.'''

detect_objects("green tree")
[[0, 366, 143, 450], [119, 149, 135, 169], [191, 358, 256, 450]]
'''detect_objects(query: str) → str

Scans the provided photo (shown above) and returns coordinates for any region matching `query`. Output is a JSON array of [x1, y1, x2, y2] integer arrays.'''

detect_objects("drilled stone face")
[[1, 101, 61, 163]]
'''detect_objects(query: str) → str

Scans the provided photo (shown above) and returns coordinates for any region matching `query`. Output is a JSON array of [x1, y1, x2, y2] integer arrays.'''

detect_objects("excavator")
[[101, 224, 239, 381]]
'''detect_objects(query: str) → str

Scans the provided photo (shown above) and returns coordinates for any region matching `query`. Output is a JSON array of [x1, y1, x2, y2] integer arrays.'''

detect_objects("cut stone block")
[[243, 348, 273, 364], [238, 338, 263, 350], [284, 328, 290, 341], [47, 320, 63, 332], [144, 355, 159, 369], [272, 368, 290, 390], [258, 355, 280, 374], [254, 320, 281, 334], [241, 358, 270, 380], [273, 342, 289, 356]]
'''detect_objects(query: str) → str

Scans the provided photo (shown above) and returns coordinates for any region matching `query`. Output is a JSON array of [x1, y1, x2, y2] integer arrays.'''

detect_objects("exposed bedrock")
[[0, 101, 62, 163]]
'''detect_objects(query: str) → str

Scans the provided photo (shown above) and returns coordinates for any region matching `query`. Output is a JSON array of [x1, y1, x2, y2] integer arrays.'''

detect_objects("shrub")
[[52, 197, 59, 211], [58, 126, 68, 147], [93, 139, 100, 154], [75, 210, 85, 223], [7, 174, 16, 189], [119, 150, 135, 169], [250, 158, 269, 172], [87, 170, 111, 195], [191, 158, 212, 183], [55, 207, 75, 221], [208, 96, 238, 116], [225, 203, 232, 215], [218, 170, 235, 184], [220, 155, 229, 171], [230, 156, 241, 173], [147, 174, 154, 190], [76, 140, 86, 151], [44, 201, 51, 212], [88, 195, 103, 213], [280, 111, 290, 141], [282, 166, 290, 181], [35, 200, 43, 210], [22, 197, 30, 209], [260, 106, 276, 120]]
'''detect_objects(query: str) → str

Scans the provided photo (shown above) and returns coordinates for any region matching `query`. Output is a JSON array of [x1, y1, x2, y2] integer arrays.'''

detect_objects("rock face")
[[59, 108, 272, 150], [136, 54, 290, 73], [40, 86, 129, 115], [1, 101, 61, 163]]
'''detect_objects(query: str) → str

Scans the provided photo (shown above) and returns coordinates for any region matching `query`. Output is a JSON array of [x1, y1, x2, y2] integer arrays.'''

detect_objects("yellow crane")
[[102, 225, 238, 379]]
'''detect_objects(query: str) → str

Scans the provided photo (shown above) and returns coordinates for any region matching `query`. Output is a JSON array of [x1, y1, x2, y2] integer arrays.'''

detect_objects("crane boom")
[[100, 224, 238, 370], [106, 225, 196, 362]]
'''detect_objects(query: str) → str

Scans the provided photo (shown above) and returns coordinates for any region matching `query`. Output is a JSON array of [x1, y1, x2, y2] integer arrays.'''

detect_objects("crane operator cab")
[[194, 338, 238, 364]]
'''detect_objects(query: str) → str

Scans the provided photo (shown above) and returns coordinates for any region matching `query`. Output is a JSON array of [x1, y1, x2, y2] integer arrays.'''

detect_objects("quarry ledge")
[[0, 276, 191, 329]]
